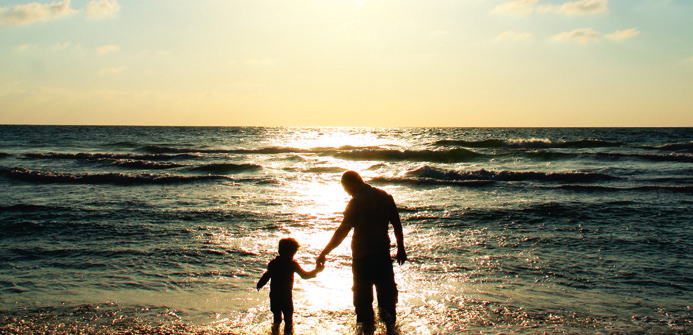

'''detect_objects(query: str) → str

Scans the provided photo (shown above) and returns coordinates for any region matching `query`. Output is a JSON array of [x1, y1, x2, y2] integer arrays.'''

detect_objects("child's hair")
[[278, 238, 300, 257]]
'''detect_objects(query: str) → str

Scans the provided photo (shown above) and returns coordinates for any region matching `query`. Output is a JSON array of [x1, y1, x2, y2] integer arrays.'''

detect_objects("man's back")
[[344, 184, 398, 259]]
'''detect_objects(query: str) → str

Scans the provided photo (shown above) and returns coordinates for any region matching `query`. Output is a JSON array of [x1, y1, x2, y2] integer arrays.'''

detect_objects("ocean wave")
[[0, 167, 229, 185], [22, 152, 200, 161], [406, 166, 618, 183], [99, 141, 141, 149], [188, 163, 262, 174], [142, 145, 486, 163], [554, 185, 693, 194], [0, 153, 11, 159], [143, 145, 305, 155], [99, 159, 186, 170], [593, 152, 693, 163], [303, 166, 347, 173], [647, 141, 693, 152], [371, 176, 495, 187], [434, 138, 693, 154], [434, 138, 622, 149], [329, 148, 484, 163], [523, 151, 693, 163], [0, 204, 64, 212]]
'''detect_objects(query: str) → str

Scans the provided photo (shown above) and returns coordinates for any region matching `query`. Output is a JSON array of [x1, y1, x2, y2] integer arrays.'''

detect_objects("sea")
[[0, 126, 691, 334]]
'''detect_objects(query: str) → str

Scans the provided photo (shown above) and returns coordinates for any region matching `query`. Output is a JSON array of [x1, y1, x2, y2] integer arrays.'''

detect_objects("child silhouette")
[[257, 238, 324, 334]]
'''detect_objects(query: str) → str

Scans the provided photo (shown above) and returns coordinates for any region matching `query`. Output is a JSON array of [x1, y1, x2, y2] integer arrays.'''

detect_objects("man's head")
[[341, 171, 365, 196], [278, 238, 300, 257]]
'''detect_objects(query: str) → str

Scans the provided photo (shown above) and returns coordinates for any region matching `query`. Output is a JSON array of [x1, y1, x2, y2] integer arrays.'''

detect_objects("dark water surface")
[[0, 126, 691, 334]]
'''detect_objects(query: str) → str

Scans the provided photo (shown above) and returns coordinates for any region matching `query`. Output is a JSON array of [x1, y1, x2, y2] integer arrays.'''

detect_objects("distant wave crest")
[[329, 148, 483, 163], [406, 166, 617, 183], [435, 138, 622, 149], [142, 145, 485, 163]]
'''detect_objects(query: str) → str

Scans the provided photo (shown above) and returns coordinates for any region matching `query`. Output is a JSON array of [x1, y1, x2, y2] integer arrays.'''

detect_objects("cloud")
[[16, 44, 32, 51], [86, 0, 120, 18], [97, 44, 120, 54], [98, 66, 126, 75], [538, 0, 608, 15], [605, 28, 640, 41], [496, 31, 534, 41], [0, 0, 77, 26], [494, 0, 539, 15], [552, 28, 601, 43]]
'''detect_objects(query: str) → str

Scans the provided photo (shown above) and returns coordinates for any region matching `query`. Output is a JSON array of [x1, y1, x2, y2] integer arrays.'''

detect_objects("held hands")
[[316, 252, 327, 267], [315, 262, 325, 273]]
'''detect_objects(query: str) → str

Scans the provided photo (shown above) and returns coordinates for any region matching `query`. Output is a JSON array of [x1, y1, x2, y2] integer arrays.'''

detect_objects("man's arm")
[[390, 197, 407, 265], [317, 223, 351, 266]]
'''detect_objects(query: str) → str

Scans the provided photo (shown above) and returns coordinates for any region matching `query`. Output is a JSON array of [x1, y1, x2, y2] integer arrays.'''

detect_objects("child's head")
[[278, 238, 300, 257]]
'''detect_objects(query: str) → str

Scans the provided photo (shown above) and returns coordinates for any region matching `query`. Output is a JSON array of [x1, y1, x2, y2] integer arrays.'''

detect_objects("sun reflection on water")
[[273, 128, 405, 150]]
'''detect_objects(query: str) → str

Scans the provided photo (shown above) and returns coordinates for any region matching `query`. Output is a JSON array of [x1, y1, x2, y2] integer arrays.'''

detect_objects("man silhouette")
[[317, 171, 407, 327]]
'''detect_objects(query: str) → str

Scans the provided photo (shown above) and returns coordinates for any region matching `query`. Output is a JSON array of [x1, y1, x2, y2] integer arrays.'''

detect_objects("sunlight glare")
[[275, 128, 400, 149], [285, 176, 349, 222]]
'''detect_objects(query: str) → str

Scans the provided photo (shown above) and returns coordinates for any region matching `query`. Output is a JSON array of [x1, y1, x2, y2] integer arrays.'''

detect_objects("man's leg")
[[352, 259, 375, 323], [374, 256, 398, 325]]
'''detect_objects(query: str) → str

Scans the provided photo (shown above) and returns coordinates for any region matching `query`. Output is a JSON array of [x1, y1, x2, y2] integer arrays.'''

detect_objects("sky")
[[0, 0, 691, 127]]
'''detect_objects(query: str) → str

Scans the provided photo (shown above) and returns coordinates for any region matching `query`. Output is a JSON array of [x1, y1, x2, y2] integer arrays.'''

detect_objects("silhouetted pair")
[[257, 171, 407, 334]]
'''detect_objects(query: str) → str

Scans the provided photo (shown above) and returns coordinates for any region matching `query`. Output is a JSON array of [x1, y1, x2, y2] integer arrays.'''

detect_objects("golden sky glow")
[[1, 0, 692, 126]]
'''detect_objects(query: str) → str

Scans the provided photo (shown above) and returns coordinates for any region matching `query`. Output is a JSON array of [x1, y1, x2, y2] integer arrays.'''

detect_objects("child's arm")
[[296, 263, 324, 279], [257, 271, 270, 291]]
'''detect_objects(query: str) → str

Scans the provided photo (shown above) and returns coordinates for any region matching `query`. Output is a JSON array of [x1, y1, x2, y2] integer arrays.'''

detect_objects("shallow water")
[[0, 126, 691, 334]]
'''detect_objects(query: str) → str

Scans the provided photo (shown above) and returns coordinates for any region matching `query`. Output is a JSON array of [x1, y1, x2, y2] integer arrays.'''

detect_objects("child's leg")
[[270, 297, 283, 327]]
